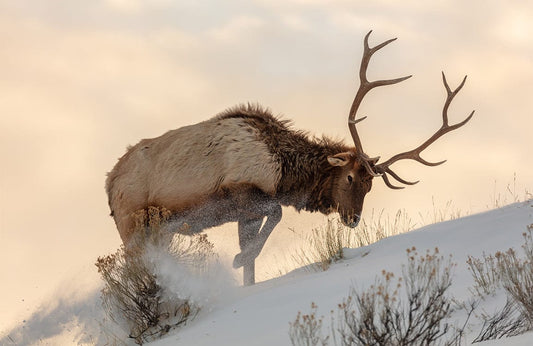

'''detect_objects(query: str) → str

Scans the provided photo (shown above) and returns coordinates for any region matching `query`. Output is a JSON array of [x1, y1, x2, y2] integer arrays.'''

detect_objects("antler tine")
[[385, 167, 419, 186], [442, 73, 473, 128], [381, 171, 403, 190], [348, 31, 411, 177], [375, 72, 475, 188]]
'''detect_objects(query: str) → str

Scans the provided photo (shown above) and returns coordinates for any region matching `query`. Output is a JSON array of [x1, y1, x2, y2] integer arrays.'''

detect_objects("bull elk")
[[106, 31, 474, 285]]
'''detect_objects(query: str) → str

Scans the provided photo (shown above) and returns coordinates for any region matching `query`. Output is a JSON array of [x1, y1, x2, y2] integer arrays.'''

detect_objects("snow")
[[2, 200, 532, 345]]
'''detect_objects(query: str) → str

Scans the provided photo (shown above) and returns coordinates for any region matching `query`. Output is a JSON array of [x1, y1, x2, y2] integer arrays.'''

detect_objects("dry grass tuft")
[[294, 209, 415, 271]]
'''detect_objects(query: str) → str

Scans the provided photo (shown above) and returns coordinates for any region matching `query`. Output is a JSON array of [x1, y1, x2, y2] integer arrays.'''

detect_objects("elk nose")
[[348, 217, 360, 228], [342, 215, 360, 228]]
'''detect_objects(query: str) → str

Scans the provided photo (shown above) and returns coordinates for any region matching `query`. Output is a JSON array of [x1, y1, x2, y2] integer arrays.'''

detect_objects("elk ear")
[[327, 152, 352, 167]]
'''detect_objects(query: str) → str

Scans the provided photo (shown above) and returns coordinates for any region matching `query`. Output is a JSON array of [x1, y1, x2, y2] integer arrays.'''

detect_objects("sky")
[[1, 0, 532, 331]]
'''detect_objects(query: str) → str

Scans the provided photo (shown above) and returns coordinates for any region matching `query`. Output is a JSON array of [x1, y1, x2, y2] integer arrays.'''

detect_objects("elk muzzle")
[[341, 214, 360, 228]]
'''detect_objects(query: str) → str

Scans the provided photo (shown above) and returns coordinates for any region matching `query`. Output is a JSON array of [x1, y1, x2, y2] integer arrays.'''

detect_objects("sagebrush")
[[96, 206, 215, 344], [290, 248, 466, 346], [467, 223, 533, 342]]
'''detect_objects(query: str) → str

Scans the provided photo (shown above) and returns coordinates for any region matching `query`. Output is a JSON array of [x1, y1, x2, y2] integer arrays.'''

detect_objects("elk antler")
[[349, 31, 475, 189], [373, 72, 475, 189], [348, 31, 411, 177]]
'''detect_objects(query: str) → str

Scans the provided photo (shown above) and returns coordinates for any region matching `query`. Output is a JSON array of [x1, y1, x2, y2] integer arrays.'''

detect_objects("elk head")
[[328, 30, 474, 227]]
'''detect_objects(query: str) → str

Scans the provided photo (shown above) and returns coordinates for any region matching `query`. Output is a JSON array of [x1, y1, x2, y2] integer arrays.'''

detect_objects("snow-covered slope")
[[2, 200, 532, 345], [151, 200, 533, 346]]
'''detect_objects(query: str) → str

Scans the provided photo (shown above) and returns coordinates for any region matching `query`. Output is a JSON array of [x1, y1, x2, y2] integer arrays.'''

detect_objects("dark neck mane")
[[216, 104, 350, 213], [276, 137, 348, 213]]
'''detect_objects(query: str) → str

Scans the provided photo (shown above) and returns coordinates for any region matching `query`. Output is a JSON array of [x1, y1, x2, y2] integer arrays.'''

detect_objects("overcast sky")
[[1, 0, 532, 330]]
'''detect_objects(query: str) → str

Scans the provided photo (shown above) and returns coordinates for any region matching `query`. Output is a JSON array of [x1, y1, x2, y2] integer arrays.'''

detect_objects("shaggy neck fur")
[[216, 104, 350, 214]]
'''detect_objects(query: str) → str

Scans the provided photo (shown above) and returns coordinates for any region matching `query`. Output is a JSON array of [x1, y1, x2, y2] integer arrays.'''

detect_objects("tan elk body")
[[107, 113, 282, 242], [106, 32, 474, 285]]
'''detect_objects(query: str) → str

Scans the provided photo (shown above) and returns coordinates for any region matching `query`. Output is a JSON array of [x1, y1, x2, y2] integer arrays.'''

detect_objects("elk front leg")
[[234, 204, 282, 285], [236, 217, 262, 286]]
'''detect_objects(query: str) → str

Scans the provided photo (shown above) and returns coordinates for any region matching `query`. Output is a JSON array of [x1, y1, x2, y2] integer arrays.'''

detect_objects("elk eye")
[[347, 175, 353, 184]]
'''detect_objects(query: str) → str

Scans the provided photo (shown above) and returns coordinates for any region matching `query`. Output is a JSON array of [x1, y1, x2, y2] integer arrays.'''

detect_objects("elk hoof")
[[233, 253, 245, 268], [234, 247, 259, 268]]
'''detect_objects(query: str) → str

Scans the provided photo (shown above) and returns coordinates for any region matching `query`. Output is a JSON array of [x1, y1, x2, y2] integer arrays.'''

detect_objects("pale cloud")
[[207, 15, 265, 43], [280, 13, 312, 32], [493, 6, 533, 49], [105, 0, 144, 13]]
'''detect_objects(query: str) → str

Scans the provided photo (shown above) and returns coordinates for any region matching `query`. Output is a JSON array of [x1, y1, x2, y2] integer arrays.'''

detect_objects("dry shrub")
[[472, 298, 528, 342], [96, 207, 215, 344], [289, 303, 329, 346], [466, 253, 503, 297], [467, 223, 533, 342], [499, 226, 533, 319], [335, 248, 458, 346], [290, 248, 464, 346]]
